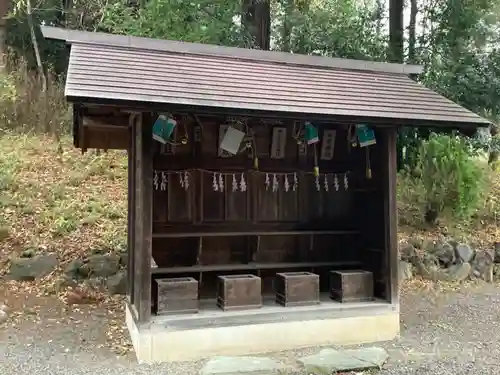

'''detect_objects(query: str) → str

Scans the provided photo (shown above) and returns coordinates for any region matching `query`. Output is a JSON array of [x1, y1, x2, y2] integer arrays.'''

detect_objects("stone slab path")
[[2, 282, 500, 375]]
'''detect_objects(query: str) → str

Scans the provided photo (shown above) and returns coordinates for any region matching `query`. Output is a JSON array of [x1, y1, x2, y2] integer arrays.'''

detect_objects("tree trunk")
[[0, 0, 9, 72], [388, 0, 404, 62], [389, 0, 405, 170], [281, 0, 293, 52], [374, 0, 383, 37], [0, 24, 6, 71], [408, 0, 418, 63], [26, 0, 46, 91], [242, 0, 271, 50], [26, 0, 49, 134]]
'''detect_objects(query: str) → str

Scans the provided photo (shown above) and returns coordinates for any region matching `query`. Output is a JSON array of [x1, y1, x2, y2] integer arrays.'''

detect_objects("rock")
[[0, 310, 7, 324], [448, 239, 458, 249], [472, 251, 494, 282], [0, 226, 9, 242], [399, 243, 416, 262], [408, 237, 424, 249], [85, 278, 105, 289], [64, 259, 84, 278], [494, 242, 500, 263], [399, 261, 413, 282], [298, 347, 389, 374], [83, 254, 120, 277], [91, 247, 107, 255], [119, 252, 128, 267], [66, 289, 99, 305], [431, 241, 455, 267], [78, 264, 91, 277], [21, 248, 36, 258], [413, 252, 440, 280], [493, 264, 500, 281], [201, 356, 287, 375], [57, 276, 78, 289], [0, 303, 9, 313], [445, 262, 471, 282], [8, 254, 58, 280], [456, 243, 475, 263], [106, 271, 127, 295]]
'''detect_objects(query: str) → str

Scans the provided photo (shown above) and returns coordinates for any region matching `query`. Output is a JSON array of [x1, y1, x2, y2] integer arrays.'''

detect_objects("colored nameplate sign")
[[152, 114, 177, 144], [305, 122, 320, 145], [356, 124, 376, 147]]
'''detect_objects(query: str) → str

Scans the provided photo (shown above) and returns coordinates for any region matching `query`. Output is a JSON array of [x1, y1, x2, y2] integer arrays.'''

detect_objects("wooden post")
[[127, 114, 136, 306], [381, 127, 398, 304], [133, 113, 153, 324]]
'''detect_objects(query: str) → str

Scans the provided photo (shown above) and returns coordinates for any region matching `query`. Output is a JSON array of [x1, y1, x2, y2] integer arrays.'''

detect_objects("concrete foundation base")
[[126, 301, 400, 363]]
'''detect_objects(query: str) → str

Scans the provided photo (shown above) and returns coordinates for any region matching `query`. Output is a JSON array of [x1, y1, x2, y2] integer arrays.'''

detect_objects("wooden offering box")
[[275, 272, 320, 307], [156, 277, 199, 315], [329, 270, 374, 303], [217, 274, 262, 311]]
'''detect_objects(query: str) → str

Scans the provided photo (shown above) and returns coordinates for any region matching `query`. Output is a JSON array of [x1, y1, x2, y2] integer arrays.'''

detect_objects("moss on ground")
[[0, 133, 127, 273]]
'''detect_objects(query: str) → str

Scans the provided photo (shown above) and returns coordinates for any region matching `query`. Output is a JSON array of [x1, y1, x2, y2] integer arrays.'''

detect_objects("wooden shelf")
[[151, 261, 361, 274], [152, 228, 359, 239]]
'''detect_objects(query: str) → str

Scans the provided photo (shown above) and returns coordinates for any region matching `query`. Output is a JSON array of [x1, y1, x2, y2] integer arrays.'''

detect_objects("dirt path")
[[1, 281, 500, 374]]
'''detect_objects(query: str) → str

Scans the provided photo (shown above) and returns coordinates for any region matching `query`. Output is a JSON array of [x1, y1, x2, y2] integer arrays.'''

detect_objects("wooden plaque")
[[270, 127, 287, 159], [320, 129, 336, 160]]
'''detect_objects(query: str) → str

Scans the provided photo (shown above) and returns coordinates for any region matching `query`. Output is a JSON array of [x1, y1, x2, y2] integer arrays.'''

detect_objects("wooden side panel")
[[167, 172, 193, 222], [352, 128, 391, 301], [84, 125, 129, 150], [201, 171, 225, 221]]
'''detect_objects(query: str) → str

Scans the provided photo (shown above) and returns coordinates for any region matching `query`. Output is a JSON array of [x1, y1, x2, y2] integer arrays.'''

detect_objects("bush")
[[397, 132, 489, 227], [0, 59, 70, 136], [414, 133, 487, 223]]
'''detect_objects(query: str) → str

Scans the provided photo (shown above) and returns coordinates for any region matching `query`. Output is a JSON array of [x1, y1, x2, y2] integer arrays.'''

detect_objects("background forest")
[[1, 0, 500, 258]]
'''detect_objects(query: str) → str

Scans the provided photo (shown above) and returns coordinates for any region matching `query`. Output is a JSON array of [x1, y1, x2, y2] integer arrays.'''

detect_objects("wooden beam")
[[151, 261, 362, 274], [82, 115, 130, 128], [152, 229, 359, 239], [381, 127, 398, 304]]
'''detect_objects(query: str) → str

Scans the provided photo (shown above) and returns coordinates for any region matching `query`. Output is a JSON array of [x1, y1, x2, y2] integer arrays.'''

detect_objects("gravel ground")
[[2, 282, 500, 375]]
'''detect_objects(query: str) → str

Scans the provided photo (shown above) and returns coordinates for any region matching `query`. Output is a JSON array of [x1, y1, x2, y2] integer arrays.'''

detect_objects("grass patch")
[[0, 132, 127, 264]]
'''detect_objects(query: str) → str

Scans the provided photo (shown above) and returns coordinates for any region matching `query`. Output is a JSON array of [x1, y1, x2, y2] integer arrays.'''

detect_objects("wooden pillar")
[[133, 113, 153, 324], [127, 115, 136, 306], [381, 127, 398, 304]]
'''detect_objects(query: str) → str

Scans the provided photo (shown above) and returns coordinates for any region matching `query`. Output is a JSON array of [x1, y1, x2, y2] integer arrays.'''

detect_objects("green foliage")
[[273, 0, 386, 59], [415, 133, 486, 221], [100, 0, 251, 47]]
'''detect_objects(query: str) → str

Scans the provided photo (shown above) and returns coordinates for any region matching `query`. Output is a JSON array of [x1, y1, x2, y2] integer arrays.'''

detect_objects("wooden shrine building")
[[42, 26, 489, 363]]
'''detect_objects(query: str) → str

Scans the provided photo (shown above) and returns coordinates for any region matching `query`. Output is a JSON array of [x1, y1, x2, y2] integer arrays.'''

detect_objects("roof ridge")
[[41, 26, 423, 76]]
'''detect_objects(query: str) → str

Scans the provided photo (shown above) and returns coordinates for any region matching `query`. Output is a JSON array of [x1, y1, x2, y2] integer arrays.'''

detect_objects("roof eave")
[[67, 96, 490, 129]]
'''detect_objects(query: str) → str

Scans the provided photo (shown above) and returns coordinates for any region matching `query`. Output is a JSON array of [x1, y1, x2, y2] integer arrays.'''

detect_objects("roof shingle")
[[42, 26, 489, 126]]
